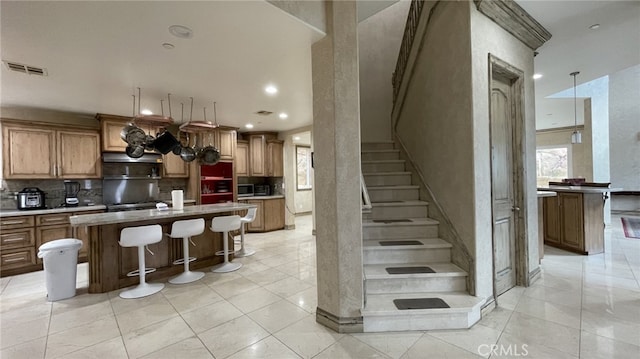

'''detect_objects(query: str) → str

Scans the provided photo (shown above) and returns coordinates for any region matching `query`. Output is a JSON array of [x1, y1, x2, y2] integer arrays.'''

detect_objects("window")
[[536, 146, 571, 187], [296, 146, 312, 190]]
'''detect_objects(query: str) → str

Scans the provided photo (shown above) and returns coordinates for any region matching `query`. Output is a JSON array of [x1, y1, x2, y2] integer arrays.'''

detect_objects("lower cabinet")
[[239, 198, 285, 232], [543, 191, 605, 255]]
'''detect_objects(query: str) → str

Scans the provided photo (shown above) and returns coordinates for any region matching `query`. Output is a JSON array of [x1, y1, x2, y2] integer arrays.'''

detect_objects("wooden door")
[[2, 125, 56, 179], [236, 141, 249, 177], [490, 76, 517, 296], [100, 119, 128, 152], [267, 140, 284, 177], [217, 128, 236, 160], [163, 153, 189, 178], [543, 196, 561, 244], [247, 200, 264, 231], [560, 193, 584, 250], [57, 130, 102, 178], [249, 135, 266, 176]]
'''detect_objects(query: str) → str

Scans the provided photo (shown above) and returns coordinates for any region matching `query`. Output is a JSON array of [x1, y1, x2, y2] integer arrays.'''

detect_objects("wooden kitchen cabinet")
[[216, 127, 237, 160], [543, 191, 605, 255], [36, 213, 73, 264], [73, 210, 103, 260], [236, 140, 249, 177], [242, 132, 282, 177], [97, 113, 163, 153], [2, 121, 101, 179], [163, 152, 189, 178], [0, 215, 37, 275], [245, 198, 285, 232]]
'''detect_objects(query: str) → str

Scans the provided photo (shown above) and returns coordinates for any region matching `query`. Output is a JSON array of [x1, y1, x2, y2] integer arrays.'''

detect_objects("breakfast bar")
[[70, 203, 256, 293]]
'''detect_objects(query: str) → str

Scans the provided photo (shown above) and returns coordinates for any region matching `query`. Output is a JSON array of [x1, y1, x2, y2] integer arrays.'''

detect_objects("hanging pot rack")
[[132, 88, 174, 127], [178, 97, 219, 133]]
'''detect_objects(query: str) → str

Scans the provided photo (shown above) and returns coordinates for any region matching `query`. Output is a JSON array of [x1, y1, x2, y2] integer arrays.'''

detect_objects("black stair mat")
[[379, 240, 423, 246], [372, 219, 413, 224], [393, 298, 450, 310], [386, 266, 435, 274]]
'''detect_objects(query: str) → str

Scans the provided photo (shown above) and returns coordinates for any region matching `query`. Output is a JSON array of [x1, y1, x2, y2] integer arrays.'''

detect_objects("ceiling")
[[1, 1, 638, 132]]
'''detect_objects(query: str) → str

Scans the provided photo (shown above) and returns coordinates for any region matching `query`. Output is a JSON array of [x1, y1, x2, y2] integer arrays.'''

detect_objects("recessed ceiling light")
[[293, 136, 301, 140], [533, 73, 543, 80], [168, 25, 193, 39], [245, 124, 254, 129], [589, 24, 600, 30], [265, 85, 278, 95], [140, 109, 153, 115], [279, 113, 288, 119], [162, 43, 175, 50]]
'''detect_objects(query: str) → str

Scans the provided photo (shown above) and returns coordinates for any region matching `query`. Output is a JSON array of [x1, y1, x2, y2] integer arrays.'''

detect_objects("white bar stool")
[[235, 208, 257, 257], [119, 224, 164, 299], [168, 218, 205, 284], [210, 215, 242, 273]]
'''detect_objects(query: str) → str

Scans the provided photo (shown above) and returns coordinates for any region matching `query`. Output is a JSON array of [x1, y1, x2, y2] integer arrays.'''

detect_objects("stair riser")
[[362, 143, 395, 151], [364, 248, 451, 264], [369, 188, 419, 202], [362, 152, 400, 161], [364, 174, 412, 186], [363, 310, 480, 332], [366, 276, 466, 294], [362, 162, 405, 173], [363, 224, 438, 239], [369, 205, 428, 220]]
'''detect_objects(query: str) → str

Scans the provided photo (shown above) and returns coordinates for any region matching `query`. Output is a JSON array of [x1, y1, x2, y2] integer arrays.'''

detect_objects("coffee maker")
[[63, 181, 81, 207]]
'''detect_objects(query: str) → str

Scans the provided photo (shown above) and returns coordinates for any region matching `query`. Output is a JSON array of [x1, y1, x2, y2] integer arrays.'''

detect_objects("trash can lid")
[[38, 238, 82, 252]]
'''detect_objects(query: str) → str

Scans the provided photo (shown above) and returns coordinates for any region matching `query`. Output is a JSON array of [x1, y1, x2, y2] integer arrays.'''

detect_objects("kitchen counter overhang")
[[71, 203, 256, 293]]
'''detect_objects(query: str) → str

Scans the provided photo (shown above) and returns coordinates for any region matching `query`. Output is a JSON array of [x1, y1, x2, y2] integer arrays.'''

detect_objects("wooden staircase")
[[360, 141, 483, 332]]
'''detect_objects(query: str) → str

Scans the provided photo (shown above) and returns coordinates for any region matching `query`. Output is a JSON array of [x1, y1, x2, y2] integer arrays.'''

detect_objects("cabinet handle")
[[2, 236, 26, 243], [4, 257, 25, 263], [1, 220, 27, 225], [511, 206, 520, 211]]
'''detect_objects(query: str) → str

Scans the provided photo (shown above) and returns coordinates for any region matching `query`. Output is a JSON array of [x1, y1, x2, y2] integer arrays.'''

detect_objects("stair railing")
[[361, 172, 372, 212], [392, 0, 425, 103]]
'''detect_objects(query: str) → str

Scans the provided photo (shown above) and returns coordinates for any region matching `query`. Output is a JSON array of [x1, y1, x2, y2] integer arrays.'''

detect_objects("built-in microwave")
[[237, 184, 254, 197]]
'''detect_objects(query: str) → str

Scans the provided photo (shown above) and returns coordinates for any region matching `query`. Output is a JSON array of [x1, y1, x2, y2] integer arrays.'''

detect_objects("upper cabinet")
[[236, 140, 249, 177], [97, 113, 161, 153], [162, 152, 189, 178], [241, 132, 283, 177], [2, 121, 101, 179]]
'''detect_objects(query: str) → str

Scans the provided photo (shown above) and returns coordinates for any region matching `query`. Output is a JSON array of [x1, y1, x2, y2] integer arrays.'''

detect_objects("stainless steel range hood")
[[102, 153, 163, 163]]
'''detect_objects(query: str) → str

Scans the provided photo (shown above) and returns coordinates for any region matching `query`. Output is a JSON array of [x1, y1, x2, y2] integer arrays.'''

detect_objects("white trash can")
[[37, 238, 83, 301]]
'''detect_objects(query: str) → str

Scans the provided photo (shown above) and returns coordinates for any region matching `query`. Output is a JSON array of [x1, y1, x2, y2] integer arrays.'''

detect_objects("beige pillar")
[[312, 0, 363, 332]]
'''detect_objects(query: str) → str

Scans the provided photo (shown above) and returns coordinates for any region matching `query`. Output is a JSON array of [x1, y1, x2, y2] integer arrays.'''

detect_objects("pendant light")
[[570, 71, 582, 144]]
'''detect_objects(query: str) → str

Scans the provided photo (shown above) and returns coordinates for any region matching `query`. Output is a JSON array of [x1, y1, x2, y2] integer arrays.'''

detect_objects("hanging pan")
[[198, 104, 220, 166]]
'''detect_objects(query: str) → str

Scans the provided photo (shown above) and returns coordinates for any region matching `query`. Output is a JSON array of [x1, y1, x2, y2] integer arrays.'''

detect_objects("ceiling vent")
[[3, 61, 48, 76], [255, 110, 273, 116]]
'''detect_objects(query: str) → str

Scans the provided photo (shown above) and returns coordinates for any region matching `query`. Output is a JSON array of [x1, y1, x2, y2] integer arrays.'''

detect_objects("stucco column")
[[312, 0, 363, 332]]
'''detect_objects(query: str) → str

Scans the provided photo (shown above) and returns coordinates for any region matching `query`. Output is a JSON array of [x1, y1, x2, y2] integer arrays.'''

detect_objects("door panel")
[[491, 76, 516, 296]]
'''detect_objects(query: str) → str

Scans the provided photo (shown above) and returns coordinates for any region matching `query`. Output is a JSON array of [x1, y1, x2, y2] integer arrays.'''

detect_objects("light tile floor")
[[1, 214, 639, 358]]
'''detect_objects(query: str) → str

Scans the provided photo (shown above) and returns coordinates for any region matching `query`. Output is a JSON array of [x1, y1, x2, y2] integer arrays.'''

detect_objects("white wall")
[[609, 64, 640, 211], [358, 0, 410, 142]]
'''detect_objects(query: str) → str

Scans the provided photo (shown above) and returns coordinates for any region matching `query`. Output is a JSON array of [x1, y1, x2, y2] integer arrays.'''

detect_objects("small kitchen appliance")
[[63, 181, 81, 207], [17, 187, 46, 210], [254, 184, 271, 196]]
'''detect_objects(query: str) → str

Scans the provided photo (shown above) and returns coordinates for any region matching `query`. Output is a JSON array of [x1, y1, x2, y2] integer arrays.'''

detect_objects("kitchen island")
[[538, 185, 621, 255], [70, 203, 256, 293]]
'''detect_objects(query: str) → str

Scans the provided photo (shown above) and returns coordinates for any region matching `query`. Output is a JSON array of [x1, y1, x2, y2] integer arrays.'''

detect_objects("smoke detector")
[[3, 60, 47, 76]]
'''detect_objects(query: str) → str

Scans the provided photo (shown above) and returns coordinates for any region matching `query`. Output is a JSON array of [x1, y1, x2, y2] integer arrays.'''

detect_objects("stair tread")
[[362, 217, 439, 227], [362, 159, 405, 164], [361, 149, 400, 153], [364, 263, 467, 278], [368, 185, 419, 190], [371, 200, 428, 207], [362, 292, 484, 315], [363, 237, 451, 248], [362, 141, 395, 144]]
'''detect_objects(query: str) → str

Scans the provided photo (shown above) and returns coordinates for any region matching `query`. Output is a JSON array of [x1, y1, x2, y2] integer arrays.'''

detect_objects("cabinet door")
[[163, 153, 189, 178], [101, 119, 128, 152], [236, 141, 249, 177], [1, 248, 36, 271], [267, 140, 284, 177], [560, 193, 584, 250], [36, 224, 73, 263], [73, 210, 103, 261], [247, 200, 264, 231], [264, 198, 285, 231], [2, 125, 56, 179], [543, 196, 561, 244], [217, 129, 236, 160], [249, 135, 266, 176], [57, 130, 102, 178], [1, 228, 35, 250]]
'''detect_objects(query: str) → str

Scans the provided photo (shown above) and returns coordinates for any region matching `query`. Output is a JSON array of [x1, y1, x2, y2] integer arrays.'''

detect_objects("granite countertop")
[[70, 202, 256, 226], [537, 186, 623, 194], [537, 191, 557, 198], [0, 205, 107, 218], [237, 195, 285, 200]]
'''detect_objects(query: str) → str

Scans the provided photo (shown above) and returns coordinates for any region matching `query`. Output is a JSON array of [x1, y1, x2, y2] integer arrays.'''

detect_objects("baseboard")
[[481, 298, 496, 317], [528, 267, 541, 285], [285, 224, 296, 230], [316, 307, 363, 333], [295, 211, 312, 216], [312, 229, 316, 235]]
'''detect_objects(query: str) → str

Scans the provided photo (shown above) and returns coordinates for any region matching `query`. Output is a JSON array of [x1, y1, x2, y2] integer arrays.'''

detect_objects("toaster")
[[17, 187, 46, 210]]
